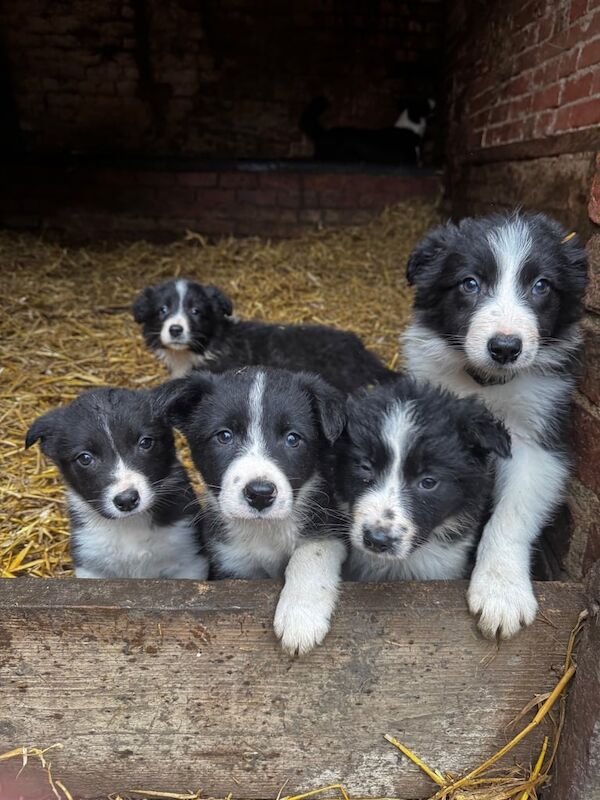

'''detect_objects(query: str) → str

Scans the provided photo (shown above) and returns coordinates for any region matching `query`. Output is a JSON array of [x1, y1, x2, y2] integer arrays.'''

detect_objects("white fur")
[[403, 319, 575, 637], [69, 491, 208, 580], [464, 221, 540, 373], [160, 279, 191, 350], [346, 520, 475, 581], [208, 474, 323, 579], [102, 458, 154, 519], [394, 109, 426, 136], [274, 537, 346, 655], [157, 348, 214, 379], [349, 403, 418, 558], [217, 372, 295, 521]]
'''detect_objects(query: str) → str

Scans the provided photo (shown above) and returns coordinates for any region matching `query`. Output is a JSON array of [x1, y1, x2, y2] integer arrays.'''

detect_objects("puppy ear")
[[151, 373, 214, 429], [301, 374, 346, 445], [457, 398, 511, 460], [406, 223, 457, 286], [25, 408, 66, 459], [132, 287, 156, 323], [203, 285, 233, 318]]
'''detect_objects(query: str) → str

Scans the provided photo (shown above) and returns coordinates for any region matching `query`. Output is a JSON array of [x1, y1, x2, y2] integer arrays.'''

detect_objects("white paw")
[[274, 591, 332, 656], [468, 564, 538, 639]]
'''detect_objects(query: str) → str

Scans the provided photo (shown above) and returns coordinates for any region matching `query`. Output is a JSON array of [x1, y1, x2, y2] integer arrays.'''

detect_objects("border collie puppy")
[[26, 388, 208, 580], [337, 376, 511, 581], [133, 279, 392, 392], [402, 212, 588, 638], [299, 97, 435, 164], [157, 367, 347, 655]]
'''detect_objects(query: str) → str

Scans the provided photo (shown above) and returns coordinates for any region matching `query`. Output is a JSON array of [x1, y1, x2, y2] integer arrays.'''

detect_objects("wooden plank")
[[460, 129, 599, 166], [548, 563, 600, 800], [0, 579, 584, 800]]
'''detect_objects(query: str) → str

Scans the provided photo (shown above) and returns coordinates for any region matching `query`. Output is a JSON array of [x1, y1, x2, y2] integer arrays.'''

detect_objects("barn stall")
[[0, 0, 599, 798]]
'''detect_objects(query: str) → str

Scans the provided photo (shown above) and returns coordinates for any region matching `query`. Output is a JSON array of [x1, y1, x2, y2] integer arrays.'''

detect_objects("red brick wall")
[[0, 0, 444, 159], [0, 164, 440, 240], [446, 0, 600, 156]]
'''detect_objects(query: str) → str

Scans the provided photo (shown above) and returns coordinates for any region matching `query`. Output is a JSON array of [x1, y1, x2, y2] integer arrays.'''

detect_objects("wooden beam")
[[0, 579, 584, 800], [548, 563, 600, 800], [458, 130, 599, 166]]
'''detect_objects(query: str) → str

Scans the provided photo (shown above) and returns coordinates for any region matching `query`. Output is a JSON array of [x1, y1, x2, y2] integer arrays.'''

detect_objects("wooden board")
[[0, 579, 584, 800]]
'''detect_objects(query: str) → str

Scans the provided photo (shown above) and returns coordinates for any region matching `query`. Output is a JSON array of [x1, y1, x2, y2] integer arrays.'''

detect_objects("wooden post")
[[0, 579, 584, 799], [548, 561, 600, 800]]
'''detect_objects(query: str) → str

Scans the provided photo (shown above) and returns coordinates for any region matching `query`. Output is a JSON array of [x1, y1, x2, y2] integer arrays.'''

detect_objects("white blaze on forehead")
[[103, 457, 154, 517], [246, 371, 267, 454], [160, 279, 190, 348], [465, 218, 540, 370], [219, 371, 295, 521], [350, 401, 418, 559]]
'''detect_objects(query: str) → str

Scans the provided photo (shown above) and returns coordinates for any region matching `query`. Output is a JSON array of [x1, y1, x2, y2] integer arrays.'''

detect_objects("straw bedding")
[[0, 201, 438, 578]]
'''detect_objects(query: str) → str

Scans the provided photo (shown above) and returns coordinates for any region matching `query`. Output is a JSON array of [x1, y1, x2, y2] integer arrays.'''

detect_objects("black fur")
[[134, 278, 393, 393], [299, 96, 434, 164], [156, 367, 346, 579], [336, 375, 511, 580]]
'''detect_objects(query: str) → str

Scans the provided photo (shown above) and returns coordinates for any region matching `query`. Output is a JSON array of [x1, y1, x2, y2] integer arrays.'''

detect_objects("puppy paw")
[[468, 564, 538, 639], [274, 590, 332, 656]]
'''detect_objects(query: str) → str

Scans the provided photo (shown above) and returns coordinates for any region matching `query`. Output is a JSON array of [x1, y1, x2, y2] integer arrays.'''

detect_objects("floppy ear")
[[406, 222, 457, 286], [132, 286, 156, 323], [301, 374, 346, 445], [457, 398, 511, 461], [25, 408, 66, 460], [151, 372, 215, 430], [203, 285, 233, 318]]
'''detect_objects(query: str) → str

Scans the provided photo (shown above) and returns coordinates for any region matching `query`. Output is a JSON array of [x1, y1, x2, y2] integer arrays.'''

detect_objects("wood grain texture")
[[0, 579, 584, 800]]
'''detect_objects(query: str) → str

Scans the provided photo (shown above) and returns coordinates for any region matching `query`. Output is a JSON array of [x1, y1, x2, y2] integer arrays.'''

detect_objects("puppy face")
[[26, 389, 177, 520], [159, 368, 344, 523], [132, 279, 233, 354], [407, 213, 588, 377], [338, 379, 510, 560]]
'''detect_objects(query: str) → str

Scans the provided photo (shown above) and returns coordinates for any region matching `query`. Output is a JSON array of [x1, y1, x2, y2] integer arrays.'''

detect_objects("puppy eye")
[[216, 429, 233, 444], [419, 476, 438, 490], [285, 432, 301, 448], [159, 305, 169, 316], [356, 457, 374, 482], [532, 278, 551, 296], [76, 452, 94, 467], [139, 436, 154, 450], [461, 277, 480, 294], [190, 307, 201, 316]]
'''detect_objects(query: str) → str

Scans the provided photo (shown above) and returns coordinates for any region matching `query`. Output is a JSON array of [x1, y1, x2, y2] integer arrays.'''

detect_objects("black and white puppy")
[[26, 388, 208, 580], [337, 376, 511, 581], [133, 279, 392, 392], [402, 212, 588, 638], [299, 97, 435, 164], [158, 367, 347, 654]]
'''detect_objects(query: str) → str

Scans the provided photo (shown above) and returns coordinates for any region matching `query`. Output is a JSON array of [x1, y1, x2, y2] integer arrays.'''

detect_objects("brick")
[[573, 397, 600, 495], [555, 97, 600, 130], [562, 71, 595, 103], [589, 162, 600, 228], [136, 172, 176, 187], [219, 172, 259, 189], [578, 36, 600, 68], [236, 189, 277, 206], [192, 189, 235, 208], [580, 315, 600, 405], [531, 83, 561, 110], [176, 173, 218, 187], [570, 0, 589, 25]]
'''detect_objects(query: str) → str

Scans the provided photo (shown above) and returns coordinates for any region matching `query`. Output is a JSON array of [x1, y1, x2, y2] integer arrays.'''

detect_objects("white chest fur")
[[212, 517, 301, 579], [402, 323, 573, 441], [69, 493, 208, 579]]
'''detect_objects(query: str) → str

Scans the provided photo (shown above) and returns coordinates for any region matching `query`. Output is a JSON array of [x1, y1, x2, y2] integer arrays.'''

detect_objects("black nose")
[[243, 480, 277, 511], [169, 324, 184, 338], [362, 526, 393, 553], [113, 488, 140, 513], [488, 335, 522, 364]]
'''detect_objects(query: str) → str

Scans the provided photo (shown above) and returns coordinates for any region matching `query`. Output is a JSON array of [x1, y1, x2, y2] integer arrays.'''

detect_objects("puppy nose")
[[362, 525, 393, 553], [169, 324, 184, 338], [243, 480, 277, 511], [488, 335, 522, 364], [113, 488, 140, 512]]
